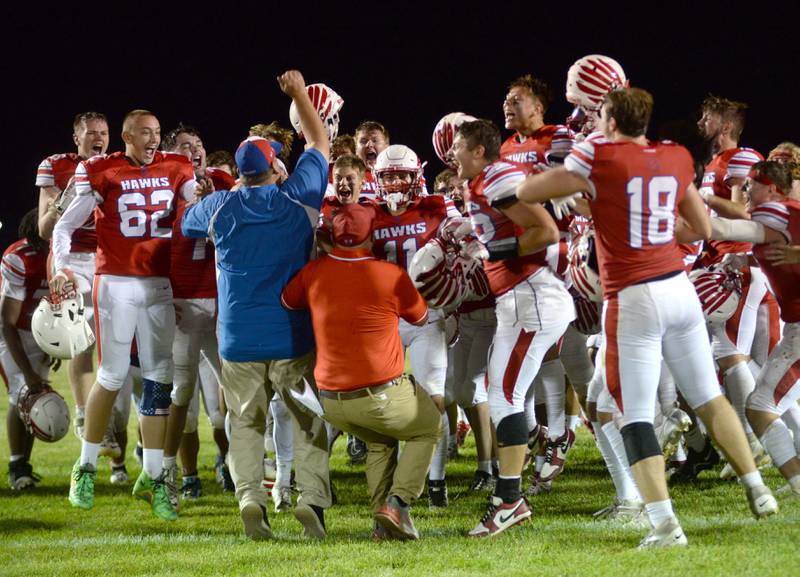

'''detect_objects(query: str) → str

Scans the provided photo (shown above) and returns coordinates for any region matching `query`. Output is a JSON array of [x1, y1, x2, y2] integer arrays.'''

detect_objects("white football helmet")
[[408, 238, 466, 311], [289, 83, 344, 144], [565, 55, 627, 134], [31, 288, 95, 360], [374, 144, 424, 211], [567, 223, 603, 303], [689, 267, 743, 322], [18, 385, 70, 442], [432, 112, 477, 167]]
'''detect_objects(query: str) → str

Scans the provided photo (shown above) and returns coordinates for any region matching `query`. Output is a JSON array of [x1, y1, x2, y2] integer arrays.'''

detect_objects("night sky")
[[3, 4, 798, 248]]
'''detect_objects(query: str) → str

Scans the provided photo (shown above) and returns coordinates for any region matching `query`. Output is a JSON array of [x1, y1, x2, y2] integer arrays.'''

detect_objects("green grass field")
[[1, 370, 798, 577]]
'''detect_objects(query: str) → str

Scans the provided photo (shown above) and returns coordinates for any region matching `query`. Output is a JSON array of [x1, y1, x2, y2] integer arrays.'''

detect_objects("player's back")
[[575, 140, 694, 297], [1, 239, 49, 330]]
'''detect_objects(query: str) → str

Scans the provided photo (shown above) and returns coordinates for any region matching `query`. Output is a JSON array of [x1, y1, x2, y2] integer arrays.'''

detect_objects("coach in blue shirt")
[[182, 70, 331, 541]]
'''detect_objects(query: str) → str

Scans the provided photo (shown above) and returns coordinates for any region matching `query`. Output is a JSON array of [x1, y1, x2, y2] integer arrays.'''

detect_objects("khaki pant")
[[321, 376, 441, 511], [221, 352, 330, 511]]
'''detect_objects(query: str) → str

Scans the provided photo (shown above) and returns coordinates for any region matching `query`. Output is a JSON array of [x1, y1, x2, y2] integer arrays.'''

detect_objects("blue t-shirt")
[[182, 148, 327, 362]]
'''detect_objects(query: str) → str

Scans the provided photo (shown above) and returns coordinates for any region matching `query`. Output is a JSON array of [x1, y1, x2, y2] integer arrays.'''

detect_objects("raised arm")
[[278, 70, 330, 161]]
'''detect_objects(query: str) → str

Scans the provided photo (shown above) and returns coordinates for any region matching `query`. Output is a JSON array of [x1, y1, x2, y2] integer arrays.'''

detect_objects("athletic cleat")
[[9, 460, 38, 491], [428, 479, 449, 508], [272, 485, 293, 513], [163, 464, 180, 510], [109, 464, 130, 485], [181, 475, 202, 500], [775, 482, 800, 498], [669, 439, 720, 484], [374, 495, 420, 541], [294, 502, 326, 539], [539, 429, 575, 482], [132, 470, 155, 504], [241, 502, 272, 540], [216, 454, 235, 492], [746, 484, 779, 519], [469, 470, 495, 492], [593, 498, 647, 527], [152, 473, 178, 521], [525, 472, 552, 496], [98, 425, 122, 459], [656, 408, 692, 460], [638, 517, 687, 549], [468, 495, 532, 538], [347, 435, 368, 465], [68, 459, 96, 510], [456, 420, 471, 447]]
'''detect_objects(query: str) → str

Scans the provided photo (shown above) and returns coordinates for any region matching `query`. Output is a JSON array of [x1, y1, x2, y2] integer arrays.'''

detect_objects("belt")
[[319, 378, 402, 400]]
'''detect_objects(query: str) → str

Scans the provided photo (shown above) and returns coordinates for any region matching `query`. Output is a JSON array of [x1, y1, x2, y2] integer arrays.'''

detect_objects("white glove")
[[461, 238, 489, 261], [550, 193, 581, 220]]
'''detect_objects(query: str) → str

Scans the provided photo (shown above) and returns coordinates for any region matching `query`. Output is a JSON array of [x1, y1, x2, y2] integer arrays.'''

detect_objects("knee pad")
[[620, 421, 662, 466], [139, 379, 172, 417], [496, 412, 528, 447]]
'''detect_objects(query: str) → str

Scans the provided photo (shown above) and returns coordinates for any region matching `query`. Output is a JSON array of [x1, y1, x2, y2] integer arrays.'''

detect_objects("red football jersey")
[[500, 124, 574, 174], [566, 139, 693, 297], [360, 170, 379, 201], [700, 147, 763, 260], [36, 153, 97, 252], [465, 161, 549, 297], [74, 151, 195, 277], [372, 195, 459, 271], [751, 200, 800, 322], [1, 239, 49, 330]]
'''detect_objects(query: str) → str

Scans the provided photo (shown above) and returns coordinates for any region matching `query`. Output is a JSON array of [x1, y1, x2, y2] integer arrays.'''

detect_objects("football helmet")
[[374, 144, 424, 211], [432, 112, 477, 168], [31, 287, 95, 360], [565, 55, 627, 134], [409, 238, 465, 311], [18, 384, 70, 442], [289, 83, 344, 144], [567, 223, 603, 303], [689, 267, 743, 322]]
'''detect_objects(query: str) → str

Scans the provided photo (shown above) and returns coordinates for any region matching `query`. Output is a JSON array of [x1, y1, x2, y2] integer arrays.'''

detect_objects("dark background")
[[2, 4, 798, 248]]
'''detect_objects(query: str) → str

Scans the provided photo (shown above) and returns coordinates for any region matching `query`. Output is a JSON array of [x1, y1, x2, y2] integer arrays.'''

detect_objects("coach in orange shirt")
[[282, 203, 441, 541]]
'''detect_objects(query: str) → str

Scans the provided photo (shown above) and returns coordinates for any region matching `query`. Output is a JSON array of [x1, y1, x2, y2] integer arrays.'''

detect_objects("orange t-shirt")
[[281, 247, 427, 391]]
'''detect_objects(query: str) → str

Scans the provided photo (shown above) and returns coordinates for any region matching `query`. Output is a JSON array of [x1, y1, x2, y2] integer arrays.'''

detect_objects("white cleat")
[[594, 498, 647, 526], [746, 484, 779, 519], [272, 485, 292, 513], [638, 517, 688, 549], [656, 408, 692, 460]]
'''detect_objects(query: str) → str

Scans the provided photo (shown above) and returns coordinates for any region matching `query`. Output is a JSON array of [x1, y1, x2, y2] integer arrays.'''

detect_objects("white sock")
[[143, 448, 164, 478], [739, 470, 764, 489], [601, 421, 639, 500], [272, 399, 294, 462], [162, 455, 177, 470], [524, 392, 538, 431], [541, 360, 566, 439], [760, 419, 798, 468], [276, 460, 293, 488], [594, 421, 639, 502], [535, 454, 545, 473], [478, 460, 492, 474], [429, 413, 449, 481], [80, 441, 101, 468], [723, 362, 755, 433], [645, 499, 675, 528], [566, 414, 580, 432]]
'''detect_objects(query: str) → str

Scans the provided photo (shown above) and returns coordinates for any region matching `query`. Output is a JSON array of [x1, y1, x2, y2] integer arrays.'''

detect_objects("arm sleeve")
[[0, 254, 26, 301], [396, 270, 428, 324], [280, 149, 328, 210], [281, 267, 309, 310], [751, 202, 792, 241], [546, 125, 575, 163], [483, 162, 527, 209], [710, 217, 766, 243], [563, 140, 597, 199], [181, 193, 227, 239], [52, 191, 96, 272], [35, 156, 55, 188], [725, 149, 763, 182]]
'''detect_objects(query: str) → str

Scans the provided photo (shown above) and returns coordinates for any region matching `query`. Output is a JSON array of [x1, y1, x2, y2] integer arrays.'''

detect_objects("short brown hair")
[[332, 134, 356, 158], [750, 160, 792, 194], [207, 150, 237, 177], [122, 109, 157, 133], [162, 123, 201, 152], [509, 74, 553, 113], [458, 119, 501, 162], [603, 88, 653, 137], [249, 122, 293, 161], [702, 94, 748, 140], [333, 153, 366, 175], [434, 168, 457, 193], [73, 111, 108, 132], [355, 120, 390, 143]]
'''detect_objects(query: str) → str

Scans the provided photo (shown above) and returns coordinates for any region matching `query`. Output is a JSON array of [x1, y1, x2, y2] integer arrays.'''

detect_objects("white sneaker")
[[746, 484, 779, 519], [656, 408, 691, 460], [272, 485, 292, 513], [593, 498, 645, 525], [775, 482, 800, 498], [468, 496, 532, 538], [110, 465, 129, 485], [638, 517, 688, 549]]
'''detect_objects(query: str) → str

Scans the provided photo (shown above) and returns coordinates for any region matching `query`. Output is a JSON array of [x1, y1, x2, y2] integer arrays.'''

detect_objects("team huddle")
[[2, 56, 800, 548]]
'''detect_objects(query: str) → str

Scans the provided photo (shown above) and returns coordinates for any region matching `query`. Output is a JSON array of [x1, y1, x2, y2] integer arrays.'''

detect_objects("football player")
[[517, 87, 777, 547], [355, 120, 391, 200], [1, 209, 50, 490], [371, 143, 461, 505], [36, 112, 109, 444], [452, 119, 574, 537], [53, 109, 198, 521], [160, 124, 235, 504]]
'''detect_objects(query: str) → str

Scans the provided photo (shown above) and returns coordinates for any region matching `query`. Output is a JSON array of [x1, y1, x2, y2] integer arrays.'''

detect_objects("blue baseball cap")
[[235, 136, 277, 176]]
